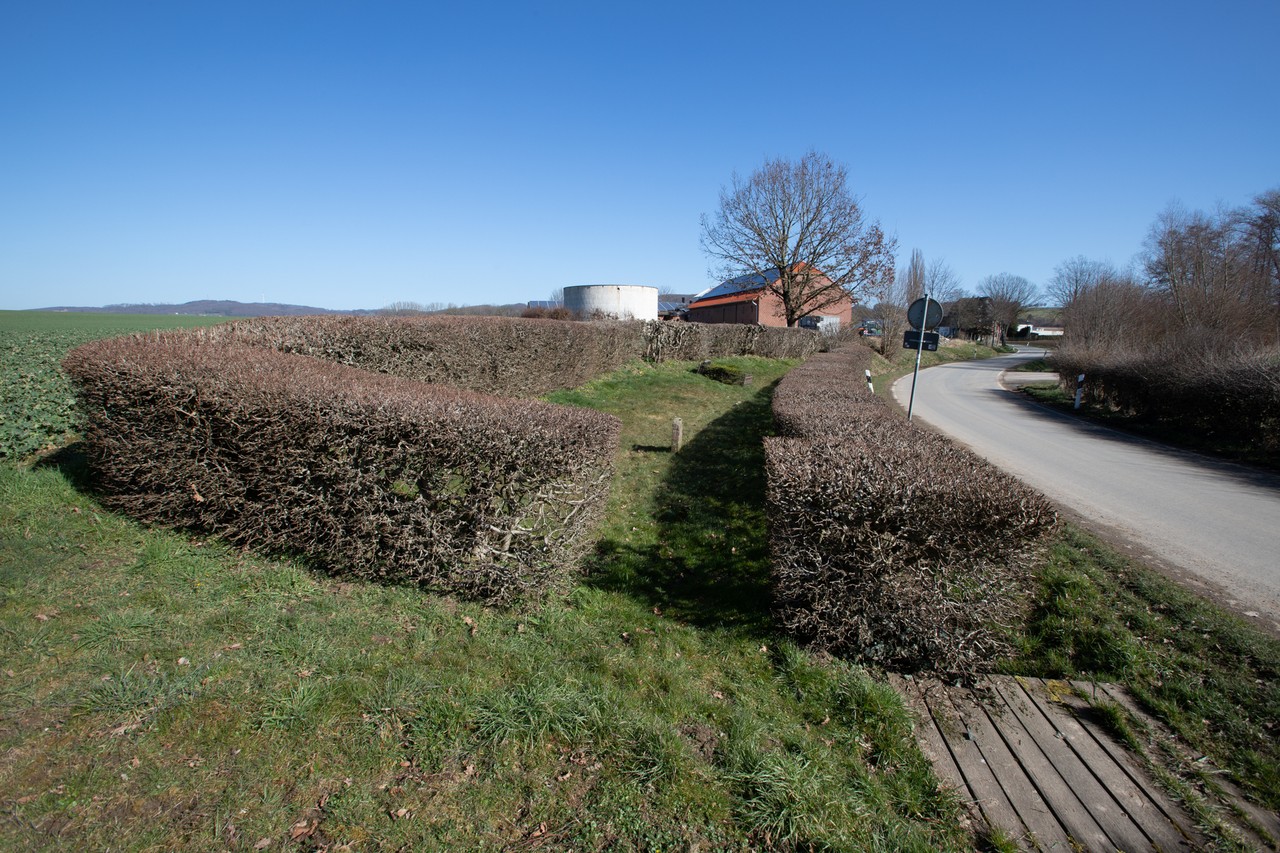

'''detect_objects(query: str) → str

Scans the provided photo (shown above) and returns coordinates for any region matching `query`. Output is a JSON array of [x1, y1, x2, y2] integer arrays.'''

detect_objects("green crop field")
[[0, 311, 227, 461]]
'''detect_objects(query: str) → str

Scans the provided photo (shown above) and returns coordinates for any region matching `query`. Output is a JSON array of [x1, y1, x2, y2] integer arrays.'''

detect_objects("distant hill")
[[36, 300, 533, 318], [37, 300, 371, 317]]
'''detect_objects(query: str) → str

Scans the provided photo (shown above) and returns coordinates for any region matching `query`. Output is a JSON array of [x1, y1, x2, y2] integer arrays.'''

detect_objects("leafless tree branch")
[[701, 151, 897, 326]]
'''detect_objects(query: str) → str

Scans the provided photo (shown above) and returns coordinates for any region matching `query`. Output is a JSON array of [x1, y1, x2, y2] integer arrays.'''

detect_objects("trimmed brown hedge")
[[766, 344, 1057, 674], [63, 334, 620, 604], [203, 315, 646, 397], [640, 321, 820, 364], [1051, 345, 1280, 451], [771, 345, 878, 440], [62, 315, 818, 604], [203, 315, 821, 397]]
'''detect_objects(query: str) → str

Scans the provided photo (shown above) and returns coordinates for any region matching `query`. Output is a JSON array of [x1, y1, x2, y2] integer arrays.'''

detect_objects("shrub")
[[62, 315, 819, 603], [203, 315, 647, 398], [520, 306, 578, 321], [205, 316, 821, 397], [63, 334, 620, 604], [765, 345, 1057, 675], [641, 321, 820, 363], [1051, 345, 1280, 450], [696, 360, 749, 386]]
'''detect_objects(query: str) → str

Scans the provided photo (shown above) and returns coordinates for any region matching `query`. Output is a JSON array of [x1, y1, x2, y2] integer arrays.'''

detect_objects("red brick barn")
[[685, 267, 853, 328]]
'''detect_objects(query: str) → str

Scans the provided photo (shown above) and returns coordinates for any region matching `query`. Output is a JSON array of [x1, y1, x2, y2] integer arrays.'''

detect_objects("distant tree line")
[[380, 301, 526, 318], [1049, 189, 1278, 354], [1047, 188, 1279, 454]]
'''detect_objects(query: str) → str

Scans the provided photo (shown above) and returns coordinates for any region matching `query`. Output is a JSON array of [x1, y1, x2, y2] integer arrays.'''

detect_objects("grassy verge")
[[13, 314, 1274, 846], [1021, 384, 1280, 471], [1, 344, 969, 850], [1005, 525, 1280, 822]]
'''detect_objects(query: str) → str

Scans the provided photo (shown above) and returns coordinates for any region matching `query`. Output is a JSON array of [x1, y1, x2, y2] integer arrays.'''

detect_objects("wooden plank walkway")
[[892, 675, 1207, 851]]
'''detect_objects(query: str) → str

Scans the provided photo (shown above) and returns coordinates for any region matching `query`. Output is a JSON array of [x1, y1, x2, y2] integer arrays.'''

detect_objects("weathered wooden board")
[[894, 675, 1218, 852], [888, 675, 968, 797], [1072, 679, 1280, 850], [1017, 678, 1194, 852], [945, 685, 1083, 850], [896, 675, 1044, 848], [991, 677, 1159, 852]]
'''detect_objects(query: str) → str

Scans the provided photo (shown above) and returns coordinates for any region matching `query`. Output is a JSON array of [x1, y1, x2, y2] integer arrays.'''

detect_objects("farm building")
[[657, 293, 697, 320], [686, 266, 851, 329], [1014, 323, 1065, 339]]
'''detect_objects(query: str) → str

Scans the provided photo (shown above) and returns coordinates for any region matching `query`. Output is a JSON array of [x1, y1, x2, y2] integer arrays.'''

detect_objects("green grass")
[[547, 358, 792, 635], [0, 311, 228, 462], [1004, 525, 1280, 813], [10, 312, 1276, 847], [0, 320, 969, 851]]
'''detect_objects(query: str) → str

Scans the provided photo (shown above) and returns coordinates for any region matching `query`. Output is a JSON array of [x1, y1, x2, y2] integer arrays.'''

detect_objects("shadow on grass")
[[585, 383, 779, 637], [34, 441, 94, 491]]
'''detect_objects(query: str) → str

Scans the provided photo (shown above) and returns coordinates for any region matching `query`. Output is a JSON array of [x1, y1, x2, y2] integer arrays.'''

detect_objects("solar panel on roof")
[[693, 269, 782, 302]]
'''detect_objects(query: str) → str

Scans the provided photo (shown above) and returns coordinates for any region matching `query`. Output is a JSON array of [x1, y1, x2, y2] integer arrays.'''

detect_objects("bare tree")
[[869, 249, 923, 354], [701, 151, 897, 326], [1142, 198, 1277, 347], [1246, 190, 1280, 306], [381, 301, 430, 315], [1047, 256, 1114, 308], [1051, 258, 1155, 350], [548, 287, 565, 306], [1239, 189, 1280, 340], [863, 251, 963, 351], [946, 296, 993, 340], [977, 273, 1038, 343], [925, 258, 964, 305]]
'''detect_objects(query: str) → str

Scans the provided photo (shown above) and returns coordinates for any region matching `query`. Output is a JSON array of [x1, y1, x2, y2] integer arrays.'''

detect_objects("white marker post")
[[1073, 374, 1085, 410], [865, 369, 873, 394]]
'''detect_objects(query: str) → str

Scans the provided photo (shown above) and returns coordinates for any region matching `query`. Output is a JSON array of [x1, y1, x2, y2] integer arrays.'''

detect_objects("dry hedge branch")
[[62, 315, 820, 604], [203, 315, 821, 397], [1052, 345, 1280, 449], [766, 344, 1057, 675], [63, 334, 620, 604]]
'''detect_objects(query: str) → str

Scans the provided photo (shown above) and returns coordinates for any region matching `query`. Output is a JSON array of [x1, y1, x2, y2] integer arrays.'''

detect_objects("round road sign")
[[907, 297, 943, 330]]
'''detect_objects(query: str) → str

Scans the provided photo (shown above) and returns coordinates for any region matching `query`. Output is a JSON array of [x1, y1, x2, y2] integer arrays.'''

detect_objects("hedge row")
[[1051, 345, 1280, 450], [639, 320, 820, 364], [63, 315, 818, 603], [766, 345, 1057, 675], [63, 334, 620, 604], [204, 315, 820, 397]]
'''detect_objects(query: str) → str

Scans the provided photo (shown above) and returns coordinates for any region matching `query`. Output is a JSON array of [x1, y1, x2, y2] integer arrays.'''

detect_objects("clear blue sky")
[[3, 1, 1276, 311]]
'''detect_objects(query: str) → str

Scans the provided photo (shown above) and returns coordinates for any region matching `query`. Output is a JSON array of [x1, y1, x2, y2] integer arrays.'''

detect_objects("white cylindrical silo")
[[563, 285, 659, 321]]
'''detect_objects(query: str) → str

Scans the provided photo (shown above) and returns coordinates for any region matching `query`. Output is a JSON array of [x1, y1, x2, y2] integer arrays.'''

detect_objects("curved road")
[[891, 348, 1280, 632]]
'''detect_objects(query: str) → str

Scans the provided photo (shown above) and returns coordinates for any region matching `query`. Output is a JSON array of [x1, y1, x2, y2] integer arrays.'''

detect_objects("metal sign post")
[[904, 294, 941, 422]]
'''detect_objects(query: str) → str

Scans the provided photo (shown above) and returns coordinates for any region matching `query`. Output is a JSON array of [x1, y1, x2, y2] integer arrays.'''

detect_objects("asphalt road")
[[891, 348, 1280, 632]]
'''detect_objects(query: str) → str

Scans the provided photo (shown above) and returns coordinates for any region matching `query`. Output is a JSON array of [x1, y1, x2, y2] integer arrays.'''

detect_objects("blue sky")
[[3, 1, 1276, 311]]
